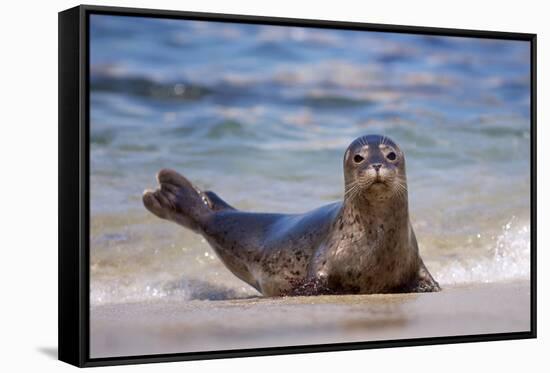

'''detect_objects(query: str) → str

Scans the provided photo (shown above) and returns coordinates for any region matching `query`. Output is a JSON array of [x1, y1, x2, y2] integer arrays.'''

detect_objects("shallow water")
[[89, 15, 531, 306]]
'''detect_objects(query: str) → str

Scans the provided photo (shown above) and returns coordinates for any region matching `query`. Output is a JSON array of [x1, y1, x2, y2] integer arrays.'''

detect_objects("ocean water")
[[89, 15, 531, 306]]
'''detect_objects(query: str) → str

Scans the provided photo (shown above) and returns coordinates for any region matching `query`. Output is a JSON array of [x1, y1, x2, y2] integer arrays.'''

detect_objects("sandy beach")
[[90, 281, 530, 358]]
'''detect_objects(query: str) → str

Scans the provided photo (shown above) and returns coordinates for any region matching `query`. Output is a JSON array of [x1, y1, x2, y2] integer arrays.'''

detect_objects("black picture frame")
[[58, 4, 537, 367]]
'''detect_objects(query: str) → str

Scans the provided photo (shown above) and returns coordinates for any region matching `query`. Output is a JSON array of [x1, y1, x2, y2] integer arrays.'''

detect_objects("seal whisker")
[[346, 177, 372, 202], [344, 188, 356, 199], [392, 178, 408, 201], [344, 181, 362, 201], [344, 180, 359, 194], [397, 177, 408, 192], [396, 185, 406, 200], [344, 188, 357, 200]]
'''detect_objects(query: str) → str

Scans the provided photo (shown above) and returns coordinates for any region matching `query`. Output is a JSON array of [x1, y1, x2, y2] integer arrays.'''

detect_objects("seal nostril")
[[372, 163, 382, 171]]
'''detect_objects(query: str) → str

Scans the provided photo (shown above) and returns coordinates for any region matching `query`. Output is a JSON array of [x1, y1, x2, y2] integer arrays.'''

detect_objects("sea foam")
[[434, 218, 530, 285]]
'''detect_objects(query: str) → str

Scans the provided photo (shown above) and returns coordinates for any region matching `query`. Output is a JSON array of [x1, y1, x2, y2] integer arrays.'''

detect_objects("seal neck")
[[344, 192, 409, 221]]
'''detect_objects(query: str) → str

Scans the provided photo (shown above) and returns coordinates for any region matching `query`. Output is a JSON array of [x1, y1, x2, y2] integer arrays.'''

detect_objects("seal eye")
[[386, 152, 397, 161], [353, 154, 364, 163]]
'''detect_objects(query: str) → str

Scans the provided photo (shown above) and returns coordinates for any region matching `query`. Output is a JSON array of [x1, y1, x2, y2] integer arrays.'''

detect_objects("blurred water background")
[[89, 15, 531, 306]]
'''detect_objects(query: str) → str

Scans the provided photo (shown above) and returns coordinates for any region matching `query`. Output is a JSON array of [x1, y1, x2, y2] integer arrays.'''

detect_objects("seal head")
[[343, 134, 407, 203]]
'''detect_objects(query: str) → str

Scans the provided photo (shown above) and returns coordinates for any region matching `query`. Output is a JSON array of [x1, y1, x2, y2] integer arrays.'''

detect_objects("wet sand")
[[90, 281, 530, 358]]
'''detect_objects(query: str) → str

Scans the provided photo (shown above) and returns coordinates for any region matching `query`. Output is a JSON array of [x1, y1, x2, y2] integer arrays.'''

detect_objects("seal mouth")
[[369, 175, 391, 190], [371, 181, 387, 188], [373, 174, 386, 184]]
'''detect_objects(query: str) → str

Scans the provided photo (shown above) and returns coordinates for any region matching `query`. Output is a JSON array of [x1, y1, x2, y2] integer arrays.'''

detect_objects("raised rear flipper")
[[142, 169, 233, 233]]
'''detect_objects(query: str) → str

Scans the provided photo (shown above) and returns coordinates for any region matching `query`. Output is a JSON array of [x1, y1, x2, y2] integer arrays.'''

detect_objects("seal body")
[[143, 134, 440, 296]]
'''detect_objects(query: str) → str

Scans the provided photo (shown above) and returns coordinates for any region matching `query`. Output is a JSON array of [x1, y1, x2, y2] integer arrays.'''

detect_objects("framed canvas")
[[58, 4, 537, 367]]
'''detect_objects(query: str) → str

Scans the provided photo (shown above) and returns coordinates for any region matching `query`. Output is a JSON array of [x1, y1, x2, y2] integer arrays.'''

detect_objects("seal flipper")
[[411, 262, 441, 292], [393, 261, 441, 293], [287, 277, 336, 296], [204, 191, 235, 211], [143, 169, 213, 233]]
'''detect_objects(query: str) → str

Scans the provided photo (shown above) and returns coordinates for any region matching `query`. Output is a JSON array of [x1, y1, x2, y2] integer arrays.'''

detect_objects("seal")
[[143, 134, 440, 296]]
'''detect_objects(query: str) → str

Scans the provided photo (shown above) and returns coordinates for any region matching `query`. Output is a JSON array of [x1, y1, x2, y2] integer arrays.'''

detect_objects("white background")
[[0, 0, 546, 371]]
